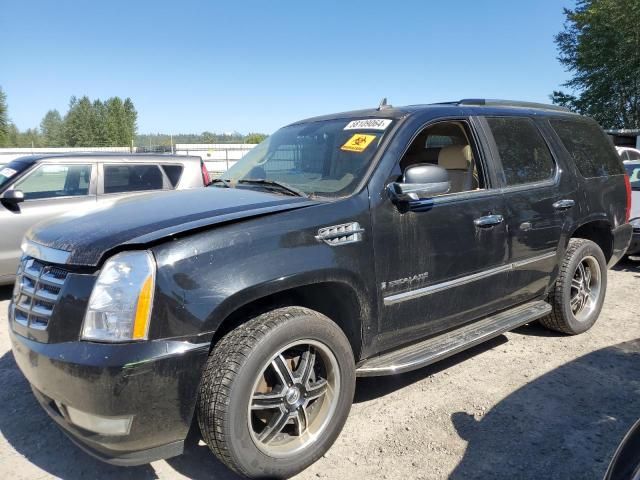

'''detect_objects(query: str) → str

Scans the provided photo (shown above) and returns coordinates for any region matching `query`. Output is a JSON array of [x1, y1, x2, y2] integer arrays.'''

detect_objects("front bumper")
[[10, 328, 210, 465]]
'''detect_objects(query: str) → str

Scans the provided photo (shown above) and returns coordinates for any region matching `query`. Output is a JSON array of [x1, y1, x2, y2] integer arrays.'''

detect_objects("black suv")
[[9, 100, 633, 478]]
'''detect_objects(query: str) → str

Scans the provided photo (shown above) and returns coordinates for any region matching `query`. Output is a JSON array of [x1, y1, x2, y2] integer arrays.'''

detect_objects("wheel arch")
[[569, 219, 614, 262], [206, 278, 369, 361]]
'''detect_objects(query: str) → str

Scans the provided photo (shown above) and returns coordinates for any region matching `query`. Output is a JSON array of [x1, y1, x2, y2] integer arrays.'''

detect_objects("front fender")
[[147, 194, 377, 344]]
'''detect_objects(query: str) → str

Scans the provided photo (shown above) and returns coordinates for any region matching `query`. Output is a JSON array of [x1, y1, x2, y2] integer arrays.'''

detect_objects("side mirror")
[[387, 164, 450, 203], [1, 189, 25, 205]]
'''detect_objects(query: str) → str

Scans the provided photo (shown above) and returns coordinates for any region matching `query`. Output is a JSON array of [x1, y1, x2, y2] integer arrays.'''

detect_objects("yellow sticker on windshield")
[[341, 134, 376, 153]]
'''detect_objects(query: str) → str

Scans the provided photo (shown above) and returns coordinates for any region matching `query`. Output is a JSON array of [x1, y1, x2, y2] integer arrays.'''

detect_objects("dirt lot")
[[1, 259, 639, 480]]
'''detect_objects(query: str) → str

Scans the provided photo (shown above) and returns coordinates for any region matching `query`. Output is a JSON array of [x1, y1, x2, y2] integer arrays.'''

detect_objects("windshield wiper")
[[237, 179, 308, 198], [209, 178, 232, 188]]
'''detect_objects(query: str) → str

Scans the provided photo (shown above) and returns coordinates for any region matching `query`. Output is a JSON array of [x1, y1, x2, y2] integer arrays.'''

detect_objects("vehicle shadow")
[[165, 431, 243, 480], [354, 336, 508, 403], [0, 347, 243, 479], [449, 339, 640, 480], [0, 332, 506, 480], [511, 321, 566, 338], [168, 338, 511, 478], [612, 256, 640, 276], [0, 285, 12, 301]]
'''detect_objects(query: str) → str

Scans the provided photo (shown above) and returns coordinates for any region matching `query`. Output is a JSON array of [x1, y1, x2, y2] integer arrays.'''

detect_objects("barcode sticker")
[[344, 119, 392, 131]]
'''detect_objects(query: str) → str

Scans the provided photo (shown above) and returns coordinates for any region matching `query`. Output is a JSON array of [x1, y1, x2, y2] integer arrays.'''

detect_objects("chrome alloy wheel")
[[248, 340, 340, 458], [570, 255, 602, 322]]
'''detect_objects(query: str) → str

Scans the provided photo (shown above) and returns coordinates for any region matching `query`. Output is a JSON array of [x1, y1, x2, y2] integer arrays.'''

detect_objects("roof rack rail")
[[457, 99, 572, 113]]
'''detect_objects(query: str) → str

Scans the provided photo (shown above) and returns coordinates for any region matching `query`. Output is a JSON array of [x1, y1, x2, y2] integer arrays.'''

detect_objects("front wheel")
[[540, 238, 607, 335], [197, 307, 355, 479]]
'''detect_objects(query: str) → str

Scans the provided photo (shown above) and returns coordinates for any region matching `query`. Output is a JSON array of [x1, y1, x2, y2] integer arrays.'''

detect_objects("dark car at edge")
[[8, 99, 633, 478]]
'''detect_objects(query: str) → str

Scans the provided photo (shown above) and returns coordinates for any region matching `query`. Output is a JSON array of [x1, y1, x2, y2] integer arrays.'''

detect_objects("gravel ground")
[[0, 259, 639, 480]]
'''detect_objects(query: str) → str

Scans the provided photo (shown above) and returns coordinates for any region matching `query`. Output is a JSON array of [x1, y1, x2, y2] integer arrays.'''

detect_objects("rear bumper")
[[609, 223, 633, 267], [10, 328, 210, 465]]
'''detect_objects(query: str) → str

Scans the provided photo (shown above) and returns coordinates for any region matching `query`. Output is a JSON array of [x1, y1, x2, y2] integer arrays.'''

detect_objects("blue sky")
[[1, 0, 573, 135]]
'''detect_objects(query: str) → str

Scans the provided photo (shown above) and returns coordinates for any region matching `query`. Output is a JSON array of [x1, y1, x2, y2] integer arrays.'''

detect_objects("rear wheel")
[[540, 238, 607, 335], [197, 307, 355, 479]]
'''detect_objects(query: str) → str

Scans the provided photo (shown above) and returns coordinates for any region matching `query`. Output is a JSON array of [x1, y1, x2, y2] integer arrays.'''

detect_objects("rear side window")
[[104, 164, 164, 194], [549, 119, 624, 177], [486, 117, 555, 186], [161, 165, 184, 188]]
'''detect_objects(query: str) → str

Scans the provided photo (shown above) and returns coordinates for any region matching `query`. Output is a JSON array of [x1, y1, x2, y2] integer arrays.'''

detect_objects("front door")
[[371, 119, 511, 351], [0, 163, 96, 281]]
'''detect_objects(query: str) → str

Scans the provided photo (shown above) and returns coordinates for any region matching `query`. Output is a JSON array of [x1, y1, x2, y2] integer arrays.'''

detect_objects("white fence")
[[174, 144, 256, 174], [0, 147, 131, 164], [0, 144, 258, 175]]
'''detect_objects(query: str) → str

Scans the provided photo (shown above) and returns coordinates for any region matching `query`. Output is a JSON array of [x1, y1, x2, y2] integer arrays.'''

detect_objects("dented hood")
[[27, 187, 319, 266]]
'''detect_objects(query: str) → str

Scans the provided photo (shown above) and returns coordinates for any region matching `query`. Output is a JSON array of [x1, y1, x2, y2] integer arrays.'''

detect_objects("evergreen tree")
[[0, 87, 8, 147], [92, 100, 108, 146], [105, 97, 126, 145], [7, 123, 19, 147], [64, 96, 96, 146], [245, 133, 267, 144], [123, 97, 137, 146], [40, 110, 64, 147], [20, 128, 42, 148]]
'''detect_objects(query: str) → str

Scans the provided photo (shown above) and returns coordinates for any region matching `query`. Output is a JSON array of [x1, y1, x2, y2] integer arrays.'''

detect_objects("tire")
[[197, 306, 356, 479], [540, 238, 607, 335]]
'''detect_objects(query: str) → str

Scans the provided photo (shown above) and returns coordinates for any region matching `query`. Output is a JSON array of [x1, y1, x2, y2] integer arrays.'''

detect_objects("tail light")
[[624, 174, 632, 223], [201, 160, 211, 186]]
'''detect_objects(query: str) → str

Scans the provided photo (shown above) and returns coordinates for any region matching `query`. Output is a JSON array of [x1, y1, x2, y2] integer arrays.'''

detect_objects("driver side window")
[[15, 164, 93, 200], [399, 121, 486, 195]]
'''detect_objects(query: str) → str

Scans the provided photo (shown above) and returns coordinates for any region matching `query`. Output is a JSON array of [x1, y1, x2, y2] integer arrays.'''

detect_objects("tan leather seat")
[[438, 145, 473, 193]]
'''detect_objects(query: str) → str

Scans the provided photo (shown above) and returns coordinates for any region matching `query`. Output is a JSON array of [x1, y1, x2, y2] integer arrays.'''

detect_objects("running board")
[[356, 300, 551, 377]]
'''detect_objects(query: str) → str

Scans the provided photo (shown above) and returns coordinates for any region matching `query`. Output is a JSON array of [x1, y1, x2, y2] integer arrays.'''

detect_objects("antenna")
[[378, 97, 392, 110]]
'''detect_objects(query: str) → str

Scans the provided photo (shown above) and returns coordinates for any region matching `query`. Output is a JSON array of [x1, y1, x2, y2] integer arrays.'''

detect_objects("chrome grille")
[[12, 257, 68, 330]]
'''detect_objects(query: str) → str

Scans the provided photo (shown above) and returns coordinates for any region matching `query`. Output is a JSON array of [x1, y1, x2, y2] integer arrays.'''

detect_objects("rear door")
[[0, 162, 96, 280], [480, 116, 578, 305]]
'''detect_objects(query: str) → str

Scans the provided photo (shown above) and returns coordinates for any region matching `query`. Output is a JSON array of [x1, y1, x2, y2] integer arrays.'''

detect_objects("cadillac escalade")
[[9, 99, 633, 478]]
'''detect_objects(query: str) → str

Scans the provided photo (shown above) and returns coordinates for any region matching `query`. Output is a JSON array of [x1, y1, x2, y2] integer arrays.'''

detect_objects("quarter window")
[[627, 150, 640, 161], [15, 164, 92, 200], [486, 117, 555, 186], [161, 165, 184, 188], [104, 164, 164, 194], [549, 119, 624, 177]]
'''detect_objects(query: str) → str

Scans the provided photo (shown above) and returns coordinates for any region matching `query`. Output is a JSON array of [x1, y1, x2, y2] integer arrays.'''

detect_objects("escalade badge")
[[381, 272, 429, 291]]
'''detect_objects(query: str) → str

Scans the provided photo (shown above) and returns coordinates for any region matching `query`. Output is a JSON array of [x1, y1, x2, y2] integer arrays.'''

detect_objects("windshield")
[[625, 163, 640, 190], [222, 118, 394, 198], [0, 160, 31, 190]]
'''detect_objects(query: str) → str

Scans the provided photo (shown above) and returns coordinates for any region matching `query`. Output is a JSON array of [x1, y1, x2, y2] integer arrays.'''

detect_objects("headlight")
[[82, 251, 156, 342], [631, 218, 640, 229]]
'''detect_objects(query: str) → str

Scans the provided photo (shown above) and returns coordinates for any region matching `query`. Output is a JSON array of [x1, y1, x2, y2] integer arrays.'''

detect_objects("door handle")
[[474, 214, 504, 228], [553, 199, 575, 211]]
